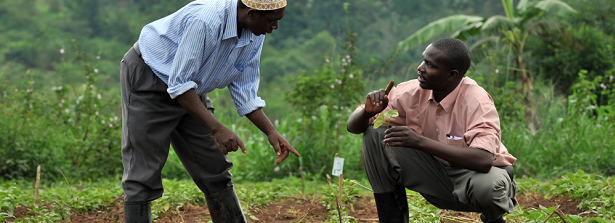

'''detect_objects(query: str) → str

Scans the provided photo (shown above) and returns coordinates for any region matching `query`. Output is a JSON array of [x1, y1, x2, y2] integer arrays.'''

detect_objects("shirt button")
[[225, 63, 228, 66]]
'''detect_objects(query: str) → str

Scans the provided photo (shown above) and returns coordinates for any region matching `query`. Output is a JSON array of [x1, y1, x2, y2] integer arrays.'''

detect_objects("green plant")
[[372, 110, 399, 129]]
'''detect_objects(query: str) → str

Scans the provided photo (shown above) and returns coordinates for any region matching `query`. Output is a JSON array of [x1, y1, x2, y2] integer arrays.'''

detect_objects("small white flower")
[[14, 89, 18, 92], [95, 111, 99, 116], [59, 103, 63, 108], [94, 69, 98, 73], [97, 93, 102, 99], [325, 59, 330, 63], [349, 74, 354, 78], [601, 83, 607, 89], [60, 48, 65, 54], [114, 116, 118, 121], [101, 120, 105, 124], [274, 166, 280, 172], [330, 84, 335, 89], [96, 56, 101, 60], [342, 58, 346, 63], [61, 99, 65, 103], [76, 100, 80, 105], [346, 55, 350, 59], [29, 104, 33, 109], [86, 75, 90, 79], [109, 124, 113, 128], [495, 69, 500, 74]]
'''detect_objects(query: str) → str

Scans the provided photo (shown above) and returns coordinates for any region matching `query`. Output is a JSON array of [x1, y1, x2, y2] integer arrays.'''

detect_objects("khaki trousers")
[[362, 126, 517, 219]]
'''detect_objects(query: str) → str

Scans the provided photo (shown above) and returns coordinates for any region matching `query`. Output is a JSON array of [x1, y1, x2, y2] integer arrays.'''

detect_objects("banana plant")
[[396, 0, 576, 132]]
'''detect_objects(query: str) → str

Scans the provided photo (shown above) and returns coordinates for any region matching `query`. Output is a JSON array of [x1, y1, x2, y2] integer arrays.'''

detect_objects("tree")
[[396, 0, 576, 132]]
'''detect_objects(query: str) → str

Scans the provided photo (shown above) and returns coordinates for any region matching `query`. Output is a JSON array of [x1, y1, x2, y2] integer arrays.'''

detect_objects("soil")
[[7, 193, 591, 223]]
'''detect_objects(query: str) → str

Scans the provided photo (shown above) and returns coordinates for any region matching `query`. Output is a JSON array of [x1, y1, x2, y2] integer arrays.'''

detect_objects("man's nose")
[[272, 21, 279, 30]]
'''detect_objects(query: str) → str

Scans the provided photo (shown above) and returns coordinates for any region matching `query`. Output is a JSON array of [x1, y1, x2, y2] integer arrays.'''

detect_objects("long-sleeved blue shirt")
[[138, 0, 266, 116]]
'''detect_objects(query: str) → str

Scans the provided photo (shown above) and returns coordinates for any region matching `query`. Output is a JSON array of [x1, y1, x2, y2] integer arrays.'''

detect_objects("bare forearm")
[[176, 89, 223, 133], [417, 137, 494, 173], [346, 108, 375, 134], [246, 108, 276, 136]]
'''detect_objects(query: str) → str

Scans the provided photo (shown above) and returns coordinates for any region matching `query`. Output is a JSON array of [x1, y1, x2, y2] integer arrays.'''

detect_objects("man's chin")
[[418, 82, 431, 90]]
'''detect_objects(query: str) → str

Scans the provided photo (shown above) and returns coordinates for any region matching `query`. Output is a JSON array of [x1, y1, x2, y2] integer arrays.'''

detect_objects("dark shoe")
[[124, 201, 152, 223], [480, 214, 506, 223], [205, 186, 247, 223], [373, 186, 409, 223]]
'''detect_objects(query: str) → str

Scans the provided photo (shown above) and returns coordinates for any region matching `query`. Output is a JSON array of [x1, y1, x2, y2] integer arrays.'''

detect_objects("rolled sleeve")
[[167, 19, 208, 99], [466, 132, 499, 154], [236, 97, 266, 116], [167, 81, 198, 99], [463, 101, 502, 154]]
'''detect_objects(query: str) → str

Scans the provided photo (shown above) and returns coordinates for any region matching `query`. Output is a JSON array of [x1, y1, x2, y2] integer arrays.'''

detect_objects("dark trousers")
[[120, 46, 233, 202], [363, 126, 517, 219]]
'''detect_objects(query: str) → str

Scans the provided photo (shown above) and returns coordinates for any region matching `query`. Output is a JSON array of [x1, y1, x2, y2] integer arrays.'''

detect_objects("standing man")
[[120, 0, 299, 222], [347, 38, 517, 223]]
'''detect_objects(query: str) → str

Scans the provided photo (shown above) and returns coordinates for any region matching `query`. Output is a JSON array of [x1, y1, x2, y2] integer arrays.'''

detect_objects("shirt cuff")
[[167, 81, 198, 99], [468, 134, 498, 154], [236, 97, 266, 116]]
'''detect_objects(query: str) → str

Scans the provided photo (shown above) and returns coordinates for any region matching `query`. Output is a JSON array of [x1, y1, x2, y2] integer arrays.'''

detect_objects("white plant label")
[[332, 157, 344, 176]]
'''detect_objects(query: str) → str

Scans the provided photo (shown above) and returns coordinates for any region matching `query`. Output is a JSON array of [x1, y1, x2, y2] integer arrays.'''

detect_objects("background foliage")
[[0, 0, 614, 187]]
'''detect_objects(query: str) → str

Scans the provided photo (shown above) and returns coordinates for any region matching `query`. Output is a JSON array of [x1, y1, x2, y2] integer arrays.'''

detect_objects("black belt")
[[133, 42, 141, 56]]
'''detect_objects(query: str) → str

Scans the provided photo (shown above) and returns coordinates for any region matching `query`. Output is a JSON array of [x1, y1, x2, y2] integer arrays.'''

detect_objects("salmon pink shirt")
[[360, 77, 516, 166]]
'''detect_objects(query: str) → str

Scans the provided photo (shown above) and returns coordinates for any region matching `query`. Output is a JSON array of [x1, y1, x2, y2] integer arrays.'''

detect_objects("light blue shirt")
[[138, 0, 266, 116]]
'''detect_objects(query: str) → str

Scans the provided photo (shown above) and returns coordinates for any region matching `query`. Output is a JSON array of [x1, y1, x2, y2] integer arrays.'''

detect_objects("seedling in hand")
[[373, 110, 399, 129]]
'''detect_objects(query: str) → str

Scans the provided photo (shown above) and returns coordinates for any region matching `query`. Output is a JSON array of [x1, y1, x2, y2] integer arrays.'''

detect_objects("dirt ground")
[[8, 193, 590, 223]]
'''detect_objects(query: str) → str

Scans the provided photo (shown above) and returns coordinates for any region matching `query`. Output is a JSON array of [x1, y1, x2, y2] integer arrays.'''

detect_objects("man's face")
[[247, 7, 285, 36], [416, 44, 453, 90]]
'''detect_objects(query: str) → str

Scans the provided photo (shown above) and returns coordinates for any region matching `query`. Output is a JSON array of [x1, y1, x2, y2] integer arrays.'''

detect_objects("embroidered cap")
[[242, 0, 287, 10]]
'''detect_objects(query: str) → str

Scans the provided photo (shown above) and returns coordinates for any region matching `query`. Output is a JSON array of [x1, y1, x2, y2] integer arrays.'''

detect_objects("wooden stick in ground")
[[35, 165, 41, 206], [300, 166, 305, 196], [326, 174, 342, 223], [338, 174, 343, 205]]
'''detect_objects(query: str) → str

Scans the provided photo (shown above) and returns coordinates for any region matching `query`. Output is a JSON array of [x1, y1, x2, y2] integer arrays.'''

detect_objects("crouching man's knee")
[[468, 167, 517, 220]]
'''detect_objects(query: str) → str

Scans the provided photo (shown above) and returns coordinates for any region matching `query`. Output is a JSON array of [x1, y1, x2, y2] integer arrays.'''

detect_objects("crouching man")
[[346, 38, 517, 223]]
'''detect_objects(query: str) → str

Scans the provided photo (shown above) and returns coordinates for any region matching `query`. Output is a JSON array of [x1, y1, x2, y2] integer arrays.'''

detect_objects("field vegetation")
[[1, 0, 614, 222]]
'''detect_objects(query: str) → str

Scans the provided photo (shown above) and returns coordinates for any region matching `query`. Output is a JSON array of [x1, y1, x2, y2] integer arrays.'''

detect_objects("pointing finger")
[[384, 80, 395, 96], [238, 138, 247, 154]]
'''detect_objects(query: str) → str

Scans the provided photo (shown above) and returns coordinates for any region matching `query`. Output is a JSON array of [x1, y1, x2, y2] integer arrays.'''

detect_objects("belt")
[[133, 42, 141, 56]]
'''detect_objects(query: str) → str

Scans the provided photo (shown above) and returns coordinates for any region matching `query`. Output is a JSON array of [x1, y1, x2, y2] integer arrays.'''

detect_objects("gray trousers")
[[363, 127, 516, 219], [120, 46, 234, 202]]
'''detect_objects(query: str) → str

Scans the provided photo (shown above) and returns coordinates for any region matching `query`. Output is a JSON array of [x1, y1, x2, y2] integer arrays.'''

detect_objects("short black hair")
[[237, 0, 276, 16], [431, 38, 471, 76]]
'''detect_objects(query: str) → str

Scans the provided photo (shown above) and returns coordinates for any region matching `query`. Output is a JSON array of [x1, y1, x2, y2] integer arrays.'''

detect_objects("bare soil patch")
[[7, 193, 590, 222]]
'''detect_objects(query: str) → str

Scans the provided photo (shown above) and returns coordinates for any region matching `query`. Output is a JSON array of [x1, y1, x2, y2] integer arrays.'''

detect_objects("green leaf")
[[383, 110, 399, 118], [373, 115, 385, 129], [535, 0, 577, 16], [397, 15, 484, 52]]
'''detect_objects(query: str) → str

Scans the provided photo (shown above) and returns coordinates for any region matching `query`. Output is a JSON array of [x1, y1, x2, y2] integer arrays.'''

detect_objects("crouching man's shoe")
[[480, 214, 506, 223]]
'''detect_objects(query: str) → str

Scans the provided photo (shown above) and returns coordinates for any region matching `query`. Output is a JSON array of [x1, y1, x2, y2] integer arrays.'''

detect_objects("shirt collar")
[[427, 77, 465, 113], [222, 1, 256, 43]]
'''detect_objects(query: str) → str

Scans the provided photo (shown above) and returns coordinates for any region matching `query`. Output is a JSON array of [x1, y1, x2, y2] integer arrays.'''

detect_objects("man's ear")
[[448, 69, 460, 81], [247, 9, 258, 20]]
